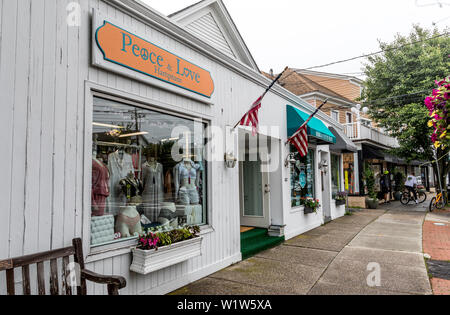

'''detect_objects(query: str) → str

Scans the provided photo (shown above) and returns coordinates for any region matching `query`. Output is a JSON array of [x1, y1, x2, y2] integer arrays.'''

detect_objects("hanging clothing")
[[91, 159, 110, 217], [119, 176, 143, 200], [131, 152, 141, 178], [164, 169, 173, 198], [174, 160, 202, 200], [107, 150, 134, 215], [141, 162, 164, 221]]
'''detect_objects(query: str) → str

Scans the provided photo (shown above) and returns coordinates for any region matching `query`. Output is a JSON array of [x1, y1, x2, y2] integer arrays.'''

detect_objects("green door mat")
[[240, 228, 284, 260]]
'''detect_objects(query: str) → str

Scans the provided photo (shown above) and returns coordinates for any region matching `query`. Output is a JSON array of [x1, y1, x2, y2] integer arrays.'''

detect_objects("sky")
[[141, 0, 449, 77]]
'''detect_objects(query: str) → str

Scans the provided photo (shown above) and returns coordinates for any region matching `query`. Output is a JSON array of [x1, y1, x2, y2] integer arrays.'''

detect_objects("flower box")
[[130, 237, 202, 275], [304, 207, 316, 214], [335, 200, 346, 207]]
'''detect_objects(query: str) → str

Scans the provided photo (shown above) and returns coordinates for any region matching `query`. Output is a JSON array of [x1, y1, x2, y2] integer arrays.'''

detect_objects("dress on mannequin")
[[141, 160, 164, 221], [174, 160, 202, 205], [91, 158, 110, 217], [107, 150, 134, 215]]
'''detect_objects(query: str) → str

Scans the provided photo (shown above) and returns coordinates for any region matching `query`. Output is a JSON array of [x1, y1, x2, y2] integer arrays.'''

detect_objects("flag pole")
[[232, 66, 289, 130], [286, 98, 329, 145]]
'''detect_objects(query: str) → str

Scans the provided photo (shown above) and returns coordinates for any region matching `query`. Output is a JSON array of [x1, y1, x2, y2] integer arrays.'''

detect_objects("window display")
[[290, 146, 315, 208], [91, 97, 208, 247], [331, 154, 341, 199]]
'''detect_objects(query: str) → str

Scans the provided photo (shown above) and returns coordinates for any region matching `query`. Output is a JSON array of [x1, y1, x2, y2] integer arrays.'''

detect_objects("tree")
[[361, 25, 450, 194]]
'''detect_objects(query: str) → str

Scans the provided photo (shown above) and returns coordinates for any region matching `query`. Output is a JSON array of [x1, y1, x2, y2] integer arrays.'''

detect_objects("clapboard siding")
[[186, 13, 235, 58], [0, 0, 324, 295]]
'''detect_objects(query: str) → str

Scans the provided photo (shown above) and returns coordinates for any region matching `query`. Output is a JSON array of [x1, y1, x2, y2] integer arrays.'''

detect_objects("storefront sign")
[[95, 21, 214, 98]]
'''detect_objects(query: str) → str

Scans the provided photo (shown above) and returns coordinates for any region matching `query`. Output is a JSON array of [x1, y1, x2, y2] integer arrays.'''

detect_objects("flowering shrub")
[[301, 197, 321, 211], [425, 77, 450, 149], [137, 226, 201, 251], [335, 192, 348, 201]]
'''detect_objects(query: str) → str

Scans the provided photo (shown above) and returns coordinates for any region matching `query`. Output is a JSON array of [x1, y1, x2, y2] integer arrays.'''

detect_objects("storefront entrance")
[[238, 130, 283, 260], [238, 130, 271, 229], [240, 155, 270, 228]]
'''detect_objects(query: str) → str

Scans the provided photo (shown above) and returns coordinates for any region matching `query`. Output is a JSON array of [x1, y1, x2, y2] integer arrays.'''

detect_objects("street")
[[172, 202, 435, 295]]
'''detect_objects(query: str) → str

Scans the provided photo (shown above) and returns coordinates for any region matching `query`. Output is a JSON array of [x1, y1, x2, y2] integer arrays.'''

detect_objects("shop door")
[[240, 155, 271, 228]]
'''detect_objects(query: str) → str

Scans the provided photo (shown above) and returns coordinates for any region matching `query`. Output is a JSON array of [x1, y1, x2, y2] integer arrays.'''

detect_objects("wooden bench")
[[0, 238, 126, 295]]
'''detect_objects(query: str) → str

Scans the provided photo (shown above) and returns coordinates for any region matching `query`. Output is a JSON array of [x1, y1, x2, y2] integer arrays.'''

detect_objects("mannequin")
[[115, 196, 143, 238], [107, 148, 134, 215], [174, 157, 202, 205], [92, 147, 110, 217], [141, 155, 164, 221]]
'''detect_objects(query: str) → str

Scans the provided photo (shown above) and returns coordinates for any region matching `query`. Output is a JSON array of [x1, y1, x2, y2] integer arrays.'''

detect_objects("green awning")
[[287, 105, 336, 144]]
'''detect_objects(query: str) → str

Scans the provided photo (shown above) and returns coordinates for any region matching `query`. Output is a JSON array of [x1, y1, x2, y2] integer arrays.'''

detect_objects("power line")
[[296, 32, 449, 71], [415, 0, 450, 7], [362, 90, 432, 105]]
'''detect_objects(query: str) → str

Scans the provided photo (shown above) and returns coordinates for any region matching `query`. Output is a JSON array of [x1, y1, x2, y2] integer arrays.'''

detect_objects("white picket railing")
[[343, 122, 399, 148]]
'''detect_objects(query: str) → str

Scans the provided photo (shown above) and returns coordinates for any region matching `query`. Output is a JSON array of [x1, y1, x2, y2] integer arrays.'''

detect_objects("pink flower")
[[431, 133, 438, 142]]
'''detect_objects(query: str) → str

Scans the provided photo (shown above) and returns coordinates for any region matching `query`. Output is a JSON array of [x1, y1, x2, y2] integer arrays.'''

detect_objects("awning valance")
[[287, 105, 336, 144], [329, 127, 358, 153]]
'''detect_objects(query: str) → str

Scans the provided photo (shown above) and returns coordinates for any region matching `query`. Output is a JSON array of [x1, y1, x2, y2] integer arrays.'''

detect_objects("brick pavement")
[[423, 209, 450, 295]]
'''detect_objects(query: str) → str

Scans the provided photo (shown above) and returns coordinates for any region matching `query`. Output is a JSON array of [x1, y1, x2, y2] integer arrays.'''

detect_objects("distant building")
[[264, 68, 432, 200]]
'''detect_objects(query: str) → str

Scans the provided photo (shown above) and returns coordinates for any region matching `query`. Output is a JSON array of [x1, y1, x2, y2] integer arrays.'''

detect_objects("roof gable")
[[295, 70, 363, 101], [169, 0, 259, 71], [264, 68, 353, 103]]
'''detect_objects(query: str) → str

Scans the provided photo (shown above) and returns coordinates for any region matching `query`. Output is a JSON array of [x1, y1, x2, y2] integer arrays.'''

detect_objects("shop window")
[[290, 146, 315, 208], [369, 164, 382, 192], [91, 97, 208, 248], [331, 154, 341, 199], [361, 119, 372, 127], [331, 110, 339, 122]]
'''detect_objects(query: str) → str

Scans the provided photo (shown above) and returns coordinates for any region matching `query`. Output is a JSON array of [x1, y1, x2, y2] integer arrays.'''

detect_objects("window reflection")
[[91, 97, 207, 247]]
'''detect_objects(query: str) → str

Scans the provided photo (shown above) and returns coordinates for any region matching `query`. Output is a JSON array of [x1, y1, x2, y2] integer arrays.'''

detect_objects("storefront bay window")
[[290, 145, 315, 208], [91, 97, 208, 247], [331, 154, 341, 199]]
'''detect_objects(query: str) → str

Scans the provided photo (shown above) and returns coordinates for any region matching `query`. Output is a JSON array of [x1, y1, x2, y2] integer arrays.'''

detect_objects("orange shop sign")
[[95, 21, 214, 98]]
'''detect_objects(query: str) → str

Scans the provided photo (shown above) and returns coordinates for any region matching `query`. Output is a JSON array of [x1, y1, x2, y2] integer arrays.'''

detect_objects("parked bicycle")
[[429, 190, 447, 212], [400, 187, 427, 205]]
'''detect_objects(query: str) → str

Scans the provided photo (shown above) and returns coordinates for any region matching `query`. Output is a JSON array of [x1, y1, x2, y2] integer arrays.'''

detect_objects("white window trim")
[[83, 81, 215, 262], [331, 110, 339, 122], [346, 112, 353, 124], [289, 145, 316, 210]]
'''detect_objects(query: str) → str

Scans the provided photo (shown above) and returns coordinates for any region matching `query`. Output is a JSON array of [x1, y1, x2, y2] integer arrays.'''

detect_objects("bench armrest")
[[81, 269, 127, 292]]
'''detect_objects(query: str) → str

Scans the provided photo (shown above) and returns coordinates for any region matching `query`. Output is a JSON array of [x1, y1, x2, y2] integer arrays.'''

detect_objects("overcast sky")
[[142, 0, 449, 77]]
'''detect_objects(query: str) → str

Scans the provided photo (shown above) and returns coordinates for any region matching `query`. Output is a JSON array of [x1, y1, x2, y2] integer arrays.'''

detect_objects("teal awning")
[[287, 105, 336, 144]]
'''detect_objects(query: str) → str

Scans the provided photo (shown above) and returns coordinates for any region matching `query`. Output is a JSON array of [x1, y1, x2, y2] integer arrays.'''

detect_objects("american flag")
[[239, 96, 263, 136], [234, 67, 289, 136], [286, 99, 329, 158], [288, 125, 309, 157]]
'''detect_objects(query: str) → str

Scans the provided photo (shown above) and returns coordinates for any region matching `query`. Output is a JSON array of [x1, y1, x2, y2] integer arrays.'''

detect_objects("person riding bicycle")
[[405, 172, 418, 204]]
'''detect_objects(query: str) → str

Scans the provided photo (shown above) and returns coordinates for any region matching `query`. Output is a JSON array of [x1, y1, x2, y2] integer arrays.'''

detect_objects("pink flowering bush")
[[425, 77, 450, 149]]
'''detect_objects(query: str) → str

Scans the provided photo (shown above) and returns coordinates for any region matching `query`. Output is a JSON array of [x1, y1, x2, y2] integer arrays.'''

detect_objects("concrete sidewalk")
[[171, 204, 432, 295]]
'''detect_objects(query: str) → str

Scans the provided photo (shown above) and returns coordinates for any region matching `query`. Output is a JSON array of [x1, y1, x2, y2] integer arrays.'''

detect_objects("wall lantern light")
[[319, 160, 329, 174], [225, 152, 237, 169]]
